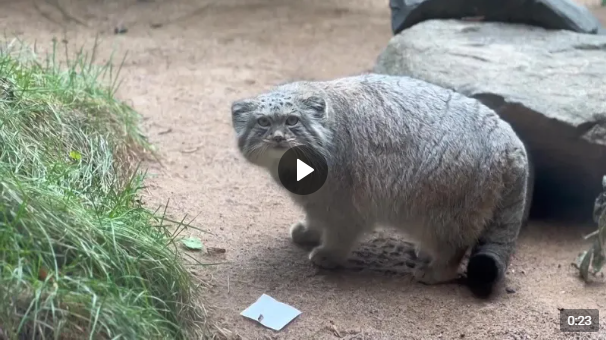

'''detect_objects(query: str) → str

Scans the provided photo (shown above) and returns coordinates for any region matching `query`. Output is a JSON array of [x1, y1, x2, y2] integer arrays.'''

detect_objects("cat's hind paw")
[[309, 246, 345, 269]]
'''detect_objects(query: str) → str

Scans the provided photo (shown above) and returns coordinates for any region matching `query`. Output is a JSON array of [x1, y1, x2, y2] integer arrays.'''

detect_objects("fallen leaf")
[[592, 240, 605, 274], [181, 236, 204, 251], [329, 323, 343, 338], [38, 267, 54, 283], [69, 150, 81, 161], [38, 267, 48, 280], [579, 250, 592, 282]]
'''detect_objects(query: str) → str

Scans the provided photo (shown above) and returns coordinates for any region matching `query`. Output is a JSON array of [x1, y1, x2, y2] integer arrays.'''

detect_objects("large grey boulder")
[[374, 20, 606, 221], [389, 0, 605, 36]]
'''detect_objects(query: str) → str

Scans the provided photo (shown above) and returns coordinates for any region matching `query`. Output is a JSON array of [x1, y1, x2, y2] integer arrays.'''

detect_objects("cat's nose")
[[272, 135, 286, 143]]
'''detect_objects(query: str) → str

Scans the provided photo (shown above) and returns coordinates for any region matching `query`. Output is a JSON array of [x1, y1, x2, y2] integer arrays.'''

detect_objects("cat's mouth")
[[264, 140, 294, 150]]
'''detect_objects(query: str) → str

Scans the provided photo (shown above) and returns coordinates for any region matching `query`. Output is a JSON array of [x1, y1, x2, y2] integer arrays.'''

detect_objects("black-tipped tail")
[[465, 147, 529, 298], [466, 251, 503, 299]]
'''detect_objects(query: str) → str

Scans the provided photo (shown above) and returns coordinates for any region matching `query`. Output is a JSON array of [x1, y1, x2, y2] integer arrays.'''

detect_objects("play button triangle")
[[277, 145, 328, 196], [296, 159, 314, 181]]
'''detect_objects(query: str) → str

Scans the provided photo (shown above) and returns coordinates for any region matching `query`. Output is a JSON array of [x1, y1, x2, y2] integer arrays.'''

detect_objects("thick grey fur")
[[230, 74, 529, 296]]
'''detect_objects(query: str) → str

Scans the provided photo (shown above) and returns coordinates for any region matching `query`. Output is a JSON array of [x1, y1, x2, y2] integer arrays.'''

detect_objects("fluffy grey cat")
[[230, 74, 529, 297]]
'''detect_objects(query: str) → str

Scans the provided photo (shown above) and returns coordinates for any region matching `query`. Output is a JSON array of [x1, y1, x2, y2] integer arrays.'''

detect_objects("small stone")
[[114, 26, 128, 34], [506, 287, 516, 294]]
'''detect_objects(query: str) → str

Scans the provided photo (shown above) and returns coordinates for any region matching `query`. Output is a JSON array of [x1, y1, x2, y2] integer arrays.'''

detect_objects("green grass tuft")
[[576, 175, 606, 282], [0, 38, 206, 339]]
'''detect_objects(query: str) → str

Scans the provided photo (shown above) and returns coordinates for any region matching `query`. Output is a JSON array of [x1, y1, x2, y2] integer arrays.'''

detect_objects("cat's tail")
[[466, 147, 530, 298]]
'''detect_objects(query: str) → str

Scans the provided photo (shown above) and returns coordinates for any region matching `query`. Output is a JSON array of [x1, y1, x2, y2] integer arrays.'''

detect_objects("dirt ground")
[[2, 0, 606, 339]]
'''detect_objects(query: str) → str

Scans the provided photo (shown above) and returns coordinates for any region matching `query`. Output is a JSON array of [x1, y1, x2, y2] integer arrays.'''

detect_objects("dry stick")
[[181, 145, 203, 153]]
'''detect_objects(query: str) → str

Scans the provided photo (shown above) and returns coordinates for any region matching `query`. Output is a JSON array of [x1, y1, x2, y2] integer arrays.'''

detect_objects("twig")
[[181, 145, 202, 153], [158, 128, 172, 135]]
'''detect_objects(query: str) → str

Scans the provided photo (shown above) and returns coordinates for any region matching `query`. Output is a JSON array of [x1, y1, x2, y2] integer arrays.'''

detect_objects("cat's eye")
[[257, 117, 270, 127], [285, 116, 299, 126]]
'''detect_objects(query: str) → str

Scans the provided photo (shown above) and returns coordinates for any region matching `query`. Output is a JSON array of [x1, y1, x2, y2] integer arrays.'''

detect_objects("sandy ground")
[[2, 0, 606, 339]]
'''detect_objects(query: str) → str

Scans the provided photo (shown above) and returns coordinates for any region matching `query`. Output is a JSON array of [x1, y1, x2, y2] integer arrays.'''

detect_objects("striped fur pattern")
[[230, 74, 530, 298]]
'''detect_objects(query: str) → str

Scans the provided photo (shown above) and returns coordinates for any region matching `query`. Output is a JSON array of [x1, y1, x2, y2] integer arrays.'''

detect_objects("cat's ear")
[[299, 95, 326, 119], [231, 99, 257, 118]]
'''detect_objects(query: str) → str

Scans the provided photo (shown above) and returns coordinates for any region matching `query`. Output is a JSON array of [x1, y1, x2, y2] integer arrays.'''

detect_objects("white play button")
[[277, 146, 328, 195], [296, 159, 314, 181]]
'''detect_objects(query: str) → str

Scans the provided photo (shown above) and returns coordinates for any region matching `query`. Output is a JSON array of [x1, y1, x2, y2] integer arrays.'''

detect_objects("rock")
[[374, 20, 606, 221], [389, 0, 604, 36], [114, 25, 128, 35]]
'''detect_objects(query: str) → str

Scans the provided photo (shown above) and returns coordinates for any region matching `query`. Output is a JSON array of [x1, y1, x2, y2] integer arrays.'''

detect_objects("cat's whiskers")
[[245, 142, 268, 162]]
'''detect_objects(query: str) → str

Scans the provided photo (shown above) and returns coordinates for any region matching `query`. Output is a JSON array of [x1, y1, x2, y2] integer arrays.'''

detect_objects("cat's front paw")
[[290, 221, 321, 247], [309, 246, 345, 269]]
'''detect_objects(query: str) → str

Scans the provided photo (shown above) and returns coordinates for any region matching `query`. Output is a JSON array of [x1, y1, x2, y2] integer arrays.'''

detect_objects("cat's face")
[[230, 90, 328, 167]]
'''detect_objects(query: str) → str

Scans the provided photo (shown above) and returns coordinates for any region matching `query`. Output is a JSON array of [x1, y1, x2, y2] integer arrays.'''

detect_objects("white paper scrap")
[[240, 294, 302, 331]]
